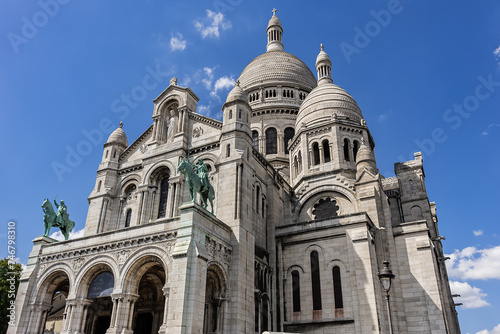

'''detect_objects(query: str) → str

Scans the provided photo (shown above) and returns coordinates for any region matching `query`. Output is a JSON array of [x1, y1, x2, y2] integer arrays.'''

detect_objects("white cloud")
[[170, 33, 186, 51], [449, 281, 489, 309], [473, 230, 483, 236], [197, 105, 210, 116], [494, 46, 500, 59], [202, 66, 216, 90], [476, 324, 500, 334], [446, 245, 500, 280], [210, 76, 235, 100], [195, 10, 232, 39], [49, 227, 85, 241], [481, 124, 500, 136]]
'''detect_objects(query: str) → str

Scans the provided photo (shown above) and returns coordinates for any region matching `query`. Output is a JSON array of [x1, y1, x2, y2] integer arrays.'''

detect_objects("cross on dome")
[[272, 8, 277, 16], [320, 43, 324, 51]]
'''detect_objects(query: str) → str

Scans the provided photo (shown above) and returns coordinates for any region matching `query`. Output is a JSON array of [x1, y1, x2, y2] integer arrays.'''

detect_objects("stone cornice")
[[38, 230, 177, 263], [189, 113, 222, 129], [119, 125, 153, 162]]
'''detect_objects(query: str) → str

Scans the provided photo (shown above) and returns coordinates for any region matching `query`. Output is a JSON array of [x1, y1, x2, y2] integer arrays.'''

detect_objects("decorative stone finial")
[[170, 77, 178, 86], [272, 8, 277, 16], [320, 43, 324, 51], [119, 121, 123, 128], [236, 79, 240, 86]]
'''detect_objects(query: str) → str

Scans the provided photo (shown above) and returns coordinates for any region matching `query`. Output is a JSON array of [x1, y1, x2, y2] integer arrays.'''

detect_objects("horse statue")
[[178, 158, 215, 214], [42, 197, 75, 240]]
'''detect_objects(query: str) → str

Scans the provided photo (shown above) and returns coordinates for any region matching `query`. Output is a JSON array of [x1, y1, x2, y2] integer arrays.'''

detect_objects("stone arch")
[[34, 266, 73, 305], [305, 243, 324, 255], [144, 161, 176, 185], [326, 259, 349, 273], [295, 185, 358, 222], [74, 255, 119, 299], [118, 174, 141, 197], [286, 264, 305, 276], [155, 96, 183, 117], [119, 247, 170, 292]]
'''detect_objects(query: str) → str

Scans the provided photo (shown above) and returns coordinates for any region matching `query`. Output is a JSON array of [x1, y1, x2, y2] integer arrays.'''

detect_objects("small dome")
[[107, 122, 128, 147], [225, 82, 247, 103], [296, 84, 362, 129], [267, 14, 282, 30], [316, 44, 331, 65]]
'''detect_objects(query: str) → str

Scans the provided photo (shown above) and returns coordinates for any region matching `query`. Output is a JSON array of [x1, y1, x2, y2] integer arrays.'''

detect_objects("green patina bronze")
[[178, 158, 215, 214], [42, 195, 76, 240]]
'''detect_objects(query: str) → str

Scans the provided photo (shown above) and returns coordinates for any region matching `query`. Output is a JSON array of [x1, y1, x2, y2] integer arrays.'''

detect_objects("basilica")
[[10, 10, 460, 334]]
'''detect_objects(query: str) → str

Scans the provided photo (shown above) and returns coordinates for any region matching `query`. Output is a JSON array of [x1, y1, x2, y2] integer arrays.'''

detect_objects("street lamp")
[[378, 260, 395, 334]]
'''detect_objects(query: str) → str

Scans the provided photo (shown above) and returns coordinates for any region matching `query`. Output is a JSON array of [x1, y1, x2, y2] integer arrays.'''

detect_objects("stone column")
[[149, 189, 157, 222], [277, 133, 284, 154], [166, 182, 175, 218], [119, 294, 139, 334], [136, 191, 144, 226], [105, 294, 122, 334], [158, 287, 170, 334], [173, 181, 181, 217], [140, 188, 152, 224], [319, 145, 324, 164], [117, 198, 125, 228], [32, 303, 51, 334], [61, 299, 77, 334]]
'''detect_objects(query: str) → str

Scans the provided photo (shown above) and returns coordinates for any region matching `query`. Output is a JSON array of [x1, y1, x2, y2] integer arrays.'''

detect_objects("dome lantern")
[[266, 8, 284, 52], [316, 44, 333, 85]]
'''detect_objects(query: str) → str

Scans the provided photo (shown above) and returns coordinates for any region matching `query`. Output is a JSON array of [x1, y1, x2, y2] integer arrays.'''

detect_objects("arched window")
[[105, 150, 109, 159], [252, 131, 259, 149], [313, 142, 320, 165], [124, 209, 132, 227], [157, 176, 170, 218], [265, 127, 277, 154], [322, 140, 331, 163], [265, 91, 269, 98], [284, 128, 295, 154], [229, 110, 232, 119], [292, 270, 301, 312], [291, 90, 294, 98], [310, 251, 322, 310], [226, 144, 231, 157], [333, 266, 344, 310], [239, 110, 242, 119], [88, 272, 114, 298], [353, 140, 360, 162], [97, 180, 102, 192], [298, 151, 302, 172], [256, 186, 260, 214], [343, 139, 350, 162]]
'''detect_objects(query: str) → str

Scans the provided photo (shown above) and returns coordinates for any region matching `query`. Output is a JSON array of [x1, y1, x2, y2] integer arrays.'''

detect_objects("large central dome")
[[237, 50, 317, 92]]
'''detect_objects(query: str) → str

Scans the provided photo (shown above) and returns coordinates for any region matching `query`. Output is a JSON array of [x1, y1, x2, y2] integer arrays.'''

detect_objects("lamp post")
[[378, 260, 395, 334]]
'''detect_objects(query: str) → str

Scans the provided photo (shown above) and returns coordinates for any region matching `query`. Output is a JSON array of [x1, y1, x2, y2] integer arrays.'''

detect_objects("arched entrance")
[[84, 271, 114, 334], [133, 264, 165, 334], [40, 271, 70, 334], [203, 264, 227, 334]]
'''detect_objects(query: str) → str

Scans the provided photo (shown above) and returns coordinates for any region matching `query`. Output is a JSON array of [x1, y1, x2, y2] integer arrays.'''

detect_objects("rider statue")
[[54, 195, 68, 226], [192, 159, 210, 191]]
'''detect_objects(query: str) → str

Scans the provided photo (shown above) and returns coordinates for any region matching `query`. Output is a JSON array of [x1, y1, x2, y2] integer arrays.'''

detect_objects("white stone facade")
[[9, 10, 460, 334]]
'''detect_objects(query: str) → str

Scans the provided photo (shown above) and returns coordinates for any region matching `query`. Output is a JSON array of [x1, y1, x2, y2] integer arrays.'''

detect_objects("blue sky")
[[1, 1, 499, 333]]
